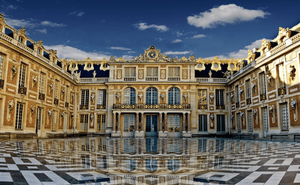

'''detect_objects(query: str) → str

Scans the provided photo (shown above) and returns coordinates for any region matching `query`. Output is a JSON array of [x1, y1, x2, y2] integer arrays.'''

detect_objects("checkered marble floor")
[[1, 138, 300, 184]]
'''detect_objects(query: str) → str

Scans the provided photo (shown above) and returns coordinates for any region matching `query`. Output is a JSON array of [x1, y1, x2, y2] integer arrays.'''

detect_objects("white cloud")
[[70, 11, 84, 17], [171, 39, 183, 43], [187, 4, 269, 28], [213, 39, 268, 59], [191, 34, 206, 39], [44, 45, 111, 59], [6, 18, 36, 28], [41, 21, 66, 27], [176, 31, 183, 37], [122, 55, 134, 59], [36, 28, 47, 34], [135, 22, 168, 32], [110, 47, 131, 50], [7, 5, 17, 10], [128, 51, 136, 54], [165, 51, 191, 55]]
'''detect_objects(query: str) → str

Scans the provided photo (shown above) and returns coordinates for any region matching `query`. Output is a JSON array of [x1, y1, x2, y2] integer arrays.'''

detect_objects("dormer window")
[[18, 37, 24, 44]]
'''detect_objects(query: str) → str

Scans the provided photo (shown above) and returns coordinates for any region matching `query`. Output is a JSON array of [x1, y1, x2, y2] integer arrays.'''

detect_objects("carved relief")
[[91, 93, 95, 103], [291, 99, 298, 121], [210, 114, 214, 128], [240, 112, 245, 126], [160, 93, 165, 102], [183, 93, 187, 103], [260, 39, 271, 54], [138, 93, 143, 102], [209, 93, 214, 103], [160, 69, 166, 79], [49, 83, 53, 93], [11, 65, 17, 80], [138, 69, 144, 79], [7, 100, 14, 121], [251, 83, 256, 93], [115, 92, 120, 102], [289, 65, 296, 80], [117, 69, 122, 79], [74, 71, 81, 82], [246, 50, 256, 64], [32, 76, 38, 87], [182, 69, 188, 79], [276, 27, 292, 44], [223, 71, 231, 81], [269, 105, 275, 123]]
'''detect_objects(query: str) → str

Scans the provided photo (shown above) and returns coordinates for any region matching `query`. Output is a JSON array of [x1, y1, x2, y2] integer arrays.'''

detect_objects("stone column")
[[183, 113, 186, 132], [159, 112, 162, 131], [136, 112, 139, 132], [188, 112, 191, 132]]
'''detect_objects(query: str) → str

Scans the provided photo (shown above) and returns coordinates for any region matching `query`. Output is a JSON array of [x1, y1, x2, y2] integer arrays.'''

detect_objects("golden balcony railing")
[[97, 104, 106, 109], [80, 104, 89, 110], [198, 104, 207, 109], [260, 93, 267, 101], [39, 93, 45, 100], [54, 98, 59, 105], [246, 98, 251, 105], [113, 103, 191, 109], [18, 87, 27, 95], [216, 104, 225, 110]]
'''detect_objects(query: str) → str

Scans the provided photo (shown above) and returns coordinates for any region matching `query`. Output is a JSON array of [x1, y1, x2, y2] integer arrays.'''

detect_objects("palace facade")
[[1, 13, 300, 139]]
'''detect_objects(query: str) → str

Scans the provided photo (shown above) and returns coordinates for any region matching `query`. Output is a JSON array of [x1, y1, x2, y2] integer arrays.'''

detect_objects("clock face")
[[148, 51, 156, 59]]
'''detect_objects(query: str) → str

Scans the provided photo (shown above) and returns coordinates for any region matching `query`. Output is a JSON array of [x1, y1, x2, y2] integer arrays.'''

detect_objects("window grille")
[[168, 115, 180, 132], [123, 115, 135, 132], [168, 67, 180, 77], [147, 67, 158, 77], [217, 115, 225, 132], [15, 103, 23, 129], [36, 107, 42, 130], [216, 89, 224, 108], [168, 87, 180, 104], [198, 114, 207, 132], [81, 90, 89, 108], [124, 87, 136, 105], [80, 114, 88, 131], [19, 64, 26, 87], [125, 67, 136, 77], [97, 114, 106, 132], [259, 73, 266, 94], [146, 87, 158, 104]]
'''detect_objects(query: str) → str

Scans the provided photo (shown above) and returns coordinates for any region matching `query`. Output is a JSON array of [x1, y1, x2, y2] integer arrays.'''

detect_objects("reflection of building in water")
[[1, 13, 300, 139], [9, 137, 274, 184]]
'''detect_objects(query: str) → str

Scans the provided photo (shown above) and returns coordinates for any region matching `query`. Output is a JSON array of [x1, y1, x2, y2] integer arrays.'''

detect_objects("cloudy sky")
[[1, 0, 300, 60]]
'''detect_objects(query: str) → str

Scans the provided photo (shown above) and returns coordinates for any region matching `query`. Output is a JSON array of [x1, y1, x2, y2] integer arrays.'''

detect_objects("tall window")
[[19, 63, 26, 88], [124, 115, 135, 132], [39, 72, 46, 94], [235, 85, 239, 103], [198, 115, 207, 132], [168, 139, 180, 153], [281, 103, 289, 131], [277, 63, 285, 88], [0, 55, 3, 79], [81, 90, 89, 108], [216, 89, 225, 109], [125, 67, 136, 77], [15, 102, 24, 129], [147, 67, 158, 77], [123, 139, 135, 154], [217, 115, 225, 132], [54, 80, 59, 99], [124, 87, 136, 105], [168, 67, 180, 77], [248, 110, 253, 132], [97, 89, 106, 108], [168, 159, 180, 172], [237, 113, 241, 132], [36, 107, 42, 131], [168, 87, 180, 104], [198, 139, 207, 152], [146, 87, 158, 104], [259, 72, 266, 94], [146, 158, 157, 172], [97, 114, 106, 132], [65, 86, 69, 102], [198, 89, 207, 109], [52, 110, 57, 131], [80, 114, 88, 131], [98, 137, 107, 151], [246, 79, 251, 99], [168, 115, 180, 132]]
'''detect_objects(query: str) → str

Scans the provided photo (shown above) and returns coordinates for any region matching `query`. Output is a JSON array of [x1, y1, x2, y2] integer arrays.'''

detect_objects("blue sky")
[[1, 0, 300, 60]]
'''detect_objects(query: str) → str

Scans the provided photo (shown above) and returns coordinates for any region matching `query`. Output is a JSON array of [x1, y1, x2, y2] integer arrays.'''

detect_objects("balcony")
[[97, 104, 106, 109], [196, 78, 226, 83], [0, 79, 4, 89], [18, 87, 27, 95], [260, 93, 267, 101], [216, 105, 225, 110], [198, 104, 207, 109], [80, 104, 89, 110], [278, 87, 286, 96], [146, 77, 158, 81], [113, 103, 191, 110], [168, 77, 180, 82], [246, 98, 251, 105], [39, 93, 45, 100], [54, 98, 59, 105], [124, 77, 136, 81]]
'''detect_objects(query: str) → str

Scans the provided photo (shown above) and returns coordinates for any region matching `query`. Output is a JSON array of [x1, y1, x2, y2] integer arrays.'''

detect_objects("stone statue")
[[115, 93, 120, 102], [93, 70, 96, 78], [223, 71, 231, 81], [138, 93, 143, 102], [139, 69, 143, 79], [160, 93, 165, 102], [74, 71, 81, 82], [160, 69, 165, 79], [183, 93, 187, 102]]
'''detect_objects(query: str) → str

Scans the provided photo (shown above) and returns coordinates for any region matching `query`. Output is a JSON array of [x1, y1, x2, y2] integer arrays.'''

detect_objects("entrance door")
[[145, 115, 158, 137]]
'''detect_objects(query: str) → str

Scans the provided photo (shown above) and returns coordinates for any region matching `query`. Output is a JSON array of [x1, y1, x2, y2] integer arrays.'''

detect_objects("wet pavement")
[[0, 137, 300, 184]]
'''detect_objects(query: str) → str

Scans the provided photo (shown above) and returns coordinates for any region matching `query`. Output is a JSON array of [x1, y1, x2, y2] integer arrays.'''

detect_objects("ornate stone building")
[[1, 13, 300, 139]]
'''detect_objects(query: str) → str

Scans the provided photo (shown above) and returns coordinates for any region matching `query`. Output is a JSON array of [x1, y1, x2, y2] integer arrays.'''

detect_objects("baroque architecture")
[[1, 13, 300, 139]]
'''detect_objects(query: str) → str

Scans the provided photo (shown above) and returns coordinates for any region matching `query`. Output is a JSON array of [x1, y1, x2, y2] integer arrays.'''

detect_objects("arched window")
[[168, 87, 180, 104], [124, 87, 136, 105], [168, 159, 180, 172], [146, 158, 157, 172], [146, 87, 158, 104]]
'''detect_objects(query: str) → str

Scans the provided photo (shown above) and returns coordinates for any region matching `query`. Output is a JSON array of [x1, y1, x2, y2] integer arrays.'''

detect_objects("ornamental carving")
[[11, 65, 17, 80], [160, 93, 165, 102], [7, 100, 14, 121], [32, 76, 38, 87], [138, 93, 143, 102], [182, 69, 188, 79], [49, 83, 53, 93], [289, 65, 296, 80], [117, 69, 122, 79], [276, 27, 292, 44], [138, 69, 144, 79], [160, 69, 166, 79], [74, 71, 81, 82], [246, 50, 256, 64], [183, 93, 188, 103], [115, 92, 120, 102], [260, 39, 271, 54]]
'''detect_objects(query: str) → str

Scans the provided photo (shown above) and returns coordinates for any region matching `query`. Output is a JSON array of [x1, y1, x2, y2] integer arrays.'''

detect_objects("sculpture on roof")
[[74, 71, 81, 82]]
